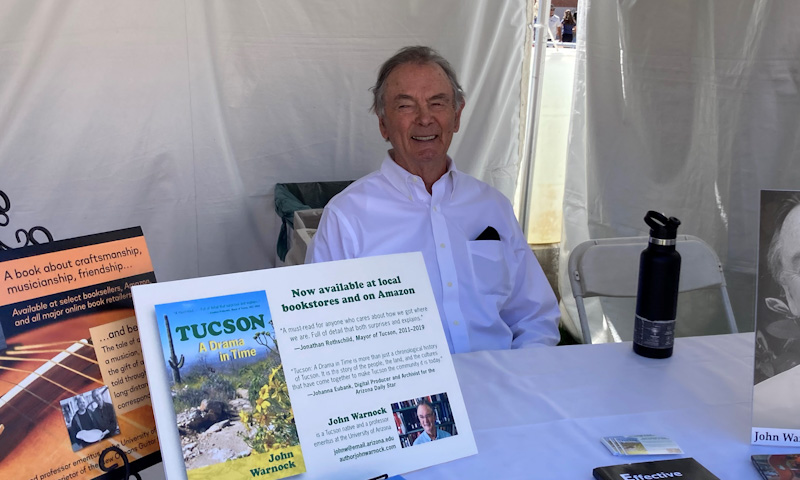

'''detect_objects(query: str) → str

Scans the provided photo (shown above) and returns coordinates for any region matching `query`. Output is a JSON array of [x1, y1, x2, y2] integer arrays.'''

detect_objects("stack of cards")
[[601, 434, 683, 456]]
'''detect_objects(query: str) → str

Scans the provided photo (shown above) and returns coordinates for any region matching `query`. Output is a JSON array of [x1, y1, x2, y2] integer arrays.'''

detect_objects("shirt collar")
[[380, 153, 460, 201]]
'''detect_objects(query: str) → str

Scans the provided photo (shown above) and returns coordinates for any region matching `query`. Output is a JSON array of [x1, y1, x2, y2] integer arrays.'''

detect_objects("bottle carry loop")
[[644, 210, 681, 240]]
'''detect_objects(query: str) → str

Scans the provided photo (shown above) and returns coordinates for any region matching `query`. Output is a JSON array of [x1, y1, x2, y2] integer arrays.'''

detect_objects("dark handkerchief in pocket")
[[475, 226, 500, 241]]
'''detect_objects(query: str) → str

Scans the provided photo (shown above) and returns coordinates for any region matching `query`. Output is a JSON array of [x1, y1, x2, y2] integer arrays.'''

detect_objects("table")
[[406, 333, 783, 479]]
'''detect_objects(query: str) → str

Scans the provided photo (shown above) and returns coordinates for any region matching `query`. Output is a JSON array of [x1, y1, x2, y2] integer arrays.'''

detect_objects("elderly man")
[[768, 194, 800, 318], [752, 193, 800, 427], [306, 46, 560, 353], [91, 388, 118, 435], [412, 400, 451, 445], [68, 394, 100, 450]]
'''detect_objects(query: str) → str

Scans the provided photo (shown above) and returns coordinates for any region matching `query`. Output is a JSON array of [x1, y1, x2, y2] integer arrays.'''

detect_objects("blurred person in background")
[[562, 9, 577, 43]]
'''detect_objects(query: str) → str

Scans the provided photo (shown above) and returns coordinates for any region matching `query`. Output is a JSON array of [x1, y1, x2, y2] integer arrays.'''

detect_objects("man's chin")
[[409, 151, 448, 168]]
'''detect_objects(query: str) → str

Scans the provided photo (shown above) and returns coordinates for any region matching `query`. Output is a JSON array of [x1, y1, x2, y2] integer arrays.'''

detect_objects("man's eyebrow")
[[390, 92, 452, 104]]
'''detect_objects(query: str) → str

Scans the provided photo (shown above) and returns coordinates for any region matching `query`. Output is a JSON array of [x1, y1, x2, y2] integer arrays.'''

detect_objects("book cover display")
[[752, 190, 800, 446], [152, 290, 304, 479], [133, 252, 476, 480], [0, 227, 161, 480], [752, 453, 800, 480], [593, 457, 720, 480], [600, 434, 682, 456]]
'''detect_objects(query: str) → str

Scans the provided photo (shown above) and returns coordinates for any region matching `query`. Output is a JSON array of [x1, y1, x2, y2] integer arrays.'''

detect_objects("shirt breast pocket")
[[467, 240, 513, 297]]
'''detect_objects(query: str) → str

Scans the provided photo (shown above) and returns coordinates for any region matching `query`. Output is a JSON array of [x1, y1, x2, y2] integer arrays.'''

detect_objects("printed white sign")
[[133, 252, 476, 479]]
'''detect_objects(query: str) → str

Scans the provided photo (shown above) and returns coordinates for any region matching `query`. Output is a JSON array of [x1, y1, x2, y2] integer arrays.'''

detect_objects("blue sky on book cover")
[[154, 290, 275, 374]]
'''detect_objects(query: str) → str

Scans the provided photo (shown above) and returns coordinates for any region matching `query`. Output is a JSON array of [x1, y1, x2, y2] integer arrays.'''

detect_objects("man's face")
[[93, 391, 103, 405], [76, 396, 87, 412], [378, 62, 463, 175], [778, 206, 800, 316], [550, 7, 556, 16], [417, 404, 436, 436]]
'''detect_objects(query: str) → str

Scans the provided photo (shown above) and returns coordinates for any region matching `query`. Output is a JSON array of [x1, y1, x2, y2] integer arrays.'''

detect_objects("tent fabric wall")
[[0, 0, 527, 282], [560, 0, 800, 342]]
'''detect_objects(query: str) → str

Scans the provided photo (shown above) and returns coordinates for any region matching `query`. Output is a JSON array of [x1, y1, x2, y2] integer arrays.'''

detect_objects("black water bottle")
[[633, 211, 682, 359]]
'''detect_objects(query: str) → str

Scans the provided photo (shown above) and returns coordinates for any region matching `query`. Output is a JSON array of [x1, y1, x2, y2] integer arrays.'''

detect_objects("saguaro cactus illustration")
[[164, 314, 184, 383]]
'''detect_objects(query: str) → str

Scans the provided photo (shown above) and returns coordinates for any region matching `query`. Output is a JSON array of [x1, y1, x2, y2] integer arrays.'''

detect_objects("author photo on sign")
[[412, 399, 451, 445], [392, 393, 456, 448], [753, 190, 800, 431], [61, 388, 117, 451]]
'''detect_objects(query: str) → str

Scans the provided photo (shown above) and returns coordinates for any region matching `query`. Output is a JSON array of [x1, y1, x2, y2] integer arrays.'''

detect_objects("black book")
[[593, 457, 719, 480]]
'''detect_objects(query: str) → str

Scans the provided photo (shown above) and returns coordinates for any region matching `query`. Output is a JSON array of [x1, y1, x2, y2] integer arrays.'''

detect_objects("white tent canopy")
[[4, 0, 800, 344], [1, 0, 526, 282]]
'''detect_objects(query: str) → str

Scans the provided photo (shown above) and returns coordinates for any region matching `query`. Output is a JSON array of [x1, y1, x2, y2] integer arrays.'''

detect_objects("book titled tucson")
[[154, 290, 305, 480], [593, 457, 719, 480]]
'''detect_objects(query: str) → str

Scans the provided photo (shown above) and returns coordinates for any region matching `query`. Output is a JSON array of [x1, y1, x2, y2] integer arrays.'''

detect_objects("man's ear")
[[378, 115, 389, 141], [454, 100, 465, 132]]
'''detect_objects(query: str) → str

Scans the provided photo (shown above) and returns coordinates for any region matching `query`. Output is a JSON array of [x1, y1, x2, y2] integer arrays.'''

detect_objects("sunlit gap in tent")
[[715, 181, 729, 229]]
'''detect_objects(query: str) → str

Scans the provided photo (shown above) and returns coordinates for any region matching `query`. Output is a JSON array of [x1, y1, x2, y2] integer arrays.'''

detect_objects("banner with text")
[[133, 252, 476, 480], [0, 227, 161, 480]]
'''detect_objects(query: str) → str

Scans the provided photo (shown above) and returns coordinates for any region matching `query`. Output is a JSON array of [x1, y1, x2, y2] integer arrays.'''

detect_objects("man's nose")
[[416, 105, 433, 125]]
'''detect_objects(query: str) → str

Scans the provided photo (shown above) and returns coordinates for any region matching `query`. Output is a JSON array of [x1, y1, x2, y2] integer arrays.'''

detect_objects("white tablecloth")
[[405, 333, 782, 479]]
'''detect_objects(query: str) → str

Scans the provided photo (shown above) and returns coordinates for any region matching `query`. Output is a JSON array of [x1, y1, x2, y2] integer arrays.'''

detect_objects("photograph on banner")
[[0, 227, 161, 480], [60, 387, 121, 451], [133, 252, 476, 480], [392, 393, 458, 448], [753, 190, 800, 446]]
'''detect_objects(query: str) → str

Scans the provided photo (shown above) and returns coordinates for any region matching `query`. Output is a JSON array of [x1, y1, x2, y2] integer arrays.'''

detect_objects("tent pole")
[[519, 0, 552, 236]]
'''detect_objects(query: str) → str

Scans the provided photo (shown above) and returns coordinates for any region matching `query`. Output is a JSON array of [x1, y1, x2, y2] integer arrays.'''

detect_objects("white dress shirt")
[[306, 155, 560, 353], [548, 13, 561, 40]]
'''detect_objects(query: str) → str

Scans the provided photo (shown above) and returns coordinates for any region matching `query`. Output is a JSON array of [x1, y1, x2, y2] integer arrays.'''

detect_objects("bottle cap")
[[644, 211, 681, 239]]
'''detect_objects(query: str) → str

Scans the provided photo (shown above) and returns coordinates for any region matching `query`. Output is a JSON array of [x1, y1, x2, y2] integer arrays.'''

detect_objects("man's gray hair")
[[416, 398, 435, 416], [767, 194, 800, 285], [370, 46, 465, 117]]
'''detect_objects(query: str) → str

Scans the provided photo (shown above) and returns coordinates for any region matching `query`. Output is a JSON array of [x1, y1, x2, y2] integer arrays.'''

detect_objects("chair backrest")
[[568, 235, 737, 343]]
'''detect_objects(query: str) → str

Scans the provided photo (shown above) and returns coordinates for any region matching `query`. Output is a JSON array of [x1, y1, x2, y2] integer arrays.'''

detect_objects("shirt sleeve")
[[499, 217, 561, 348], [305, 205, 358, 264]]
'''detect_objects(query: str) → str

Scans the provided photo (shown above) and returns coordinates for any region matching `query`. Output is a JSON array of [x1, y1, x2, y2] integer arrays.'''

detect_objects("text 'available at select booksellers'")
[[0, 227, 161, 480]]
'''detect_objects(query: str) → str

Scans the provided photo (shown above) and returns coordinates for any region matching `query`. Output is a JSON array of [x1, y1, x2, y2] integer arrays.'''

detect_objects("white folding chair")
[[567, 235, 738, 344]]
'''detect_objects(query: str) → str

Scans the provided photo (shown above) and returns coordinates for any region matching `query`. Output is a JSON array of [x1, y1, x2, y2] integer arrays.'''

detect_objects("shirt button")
[[453, 321, 460, 326], [447, 282, 452, 287], [412, 177, 418, 182], [440, 243, 446, 248], [433, 206, 439, 212]]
